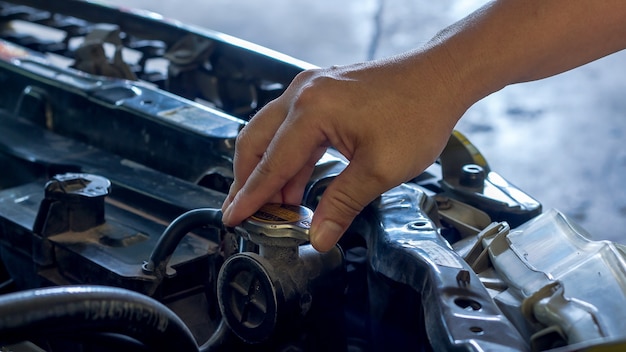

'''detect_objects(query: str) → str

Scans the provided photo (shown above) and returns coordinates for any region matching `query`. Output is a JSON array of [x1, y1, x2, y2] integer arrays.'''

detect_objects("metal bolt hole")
[[454, 298, 482, 311], [469, 326, 484, 334], [408, 221, 430, 231]]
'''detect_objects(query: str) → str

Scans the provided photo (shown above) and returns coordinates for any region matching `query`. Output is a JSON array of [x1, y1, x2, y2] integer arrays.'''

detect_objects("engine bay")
[[0, 1, 625, 351]]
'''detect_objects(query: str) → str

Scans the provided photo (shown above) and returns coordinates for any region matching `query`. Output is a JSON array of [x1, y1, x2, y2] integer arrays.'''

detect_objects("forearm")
[[422, 0, 626, 108]]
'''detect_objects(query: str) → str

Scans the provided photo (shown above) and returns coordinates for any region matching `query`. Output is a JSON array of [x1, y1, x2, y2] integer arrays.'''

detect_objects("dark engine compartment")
[[2, 1, 624, 351]]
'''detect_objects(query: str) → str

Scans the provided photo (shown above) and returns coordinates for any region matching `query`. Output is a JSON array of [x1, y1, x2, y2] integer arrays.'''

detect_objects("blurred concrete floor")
[[105, 0, 626, 244]]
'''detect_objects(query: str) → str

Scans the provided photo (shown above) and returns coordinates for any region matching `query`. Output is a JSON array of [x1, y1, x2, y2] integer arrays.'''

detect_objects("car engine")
[[0, 1, 625, 351]]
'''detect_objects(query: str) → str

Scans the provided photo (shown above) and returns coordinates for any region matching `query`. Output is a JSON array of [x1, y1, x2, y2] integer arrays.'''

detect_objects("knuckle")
[[293, 72, 336, 110], [293, 83, 323, 109], [256, 154, 276, 176], [233, 133, 245, 151], [256, 152, 287, 182], [291, 68, 320, 85], [367, 167, 398, 189], [233, 124, 257, 152], [358, 157, 399, 189], [324, 187, 365, 221], [234, 126, 248, 146]]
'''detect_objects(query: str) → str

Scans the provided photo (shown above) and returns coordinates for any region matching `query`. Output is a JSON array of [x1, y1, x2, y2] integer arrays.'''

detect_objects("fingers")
[[221, 98, 288, 215], [222, 105, 327, 227], [279, 145, 328, 204]]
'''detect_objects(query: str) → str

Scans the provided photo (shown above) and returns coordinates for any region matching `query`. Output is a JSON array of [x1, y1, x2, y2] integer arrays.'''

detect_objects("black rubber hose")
[[0, 285, 199, 351], [143, 208, 223, 279], [198, 318, 230, 352]]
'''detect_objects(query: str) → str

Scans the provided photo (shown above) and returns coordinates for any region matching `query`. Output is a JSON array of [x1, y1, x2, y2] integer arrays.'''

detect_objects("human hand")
[[221, 53, 467, 252], [220, 0, 626, 252]]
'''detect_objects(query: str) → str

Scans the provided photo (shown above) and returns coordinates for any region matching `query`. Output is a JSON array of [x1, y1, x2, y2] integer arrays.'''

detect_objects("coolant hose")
[[0, 285, 199, 351], [198, 318, 230, 352], [143, 208, 223, 278]]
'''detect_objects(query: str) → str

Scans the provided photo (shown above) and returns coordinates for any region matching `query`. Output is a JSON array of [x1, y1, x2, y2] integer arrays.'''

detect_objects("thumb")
[[310, 162, 390, 252]]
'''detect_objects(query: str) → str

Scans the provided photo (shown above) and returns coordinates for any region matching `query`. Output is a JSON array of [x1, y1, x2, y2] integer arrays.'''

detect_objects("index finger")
[[221, 99, 288, 211], [222, 107, 328, 226]]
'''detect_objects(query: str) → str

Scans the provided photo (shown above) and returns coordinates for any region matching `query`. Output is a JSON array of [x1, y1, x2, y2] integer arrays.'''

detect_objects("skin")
[[222, 0, 626, 252]]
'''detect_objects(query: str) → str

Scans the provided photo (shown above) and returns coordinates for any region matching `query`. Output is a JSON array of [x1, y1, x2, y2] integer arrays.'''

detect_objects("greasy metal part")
[[196, 167, 234, 194], [0, 42, 243, 182], [164, 34, 214, 100], [217, 252, 281, 344], [456, 269, 471, 285], [439, 131, 542, 227], [0, 118, 225, 342], [72, 24, 136, 80], [0, 113, 227, 212], [32, 173, 110, 237], [218, 204, 345, 345], [435, 194, 491, 238], [441, 130, 491, 180], [164, 34, 214, 67], [361, 183, 529, 351], [0, 0, 312, 120], [27, 173, 110, 269], [1, 169, 222, 296], [13, 85, 53, 128], [459, 164, 486, 191]]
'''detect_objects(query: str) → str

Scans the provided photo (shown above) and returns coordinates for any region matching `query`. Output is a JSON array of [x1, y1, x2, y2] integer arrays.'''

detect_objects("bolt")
[[459, 164, 485, 190], [456, 269, 471, 285]]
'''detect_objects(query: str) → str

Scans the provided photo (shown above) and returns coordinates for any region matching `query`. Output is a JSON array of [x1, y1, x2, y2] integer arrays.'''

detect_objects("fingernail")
[[310, 220, 343, 252]]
